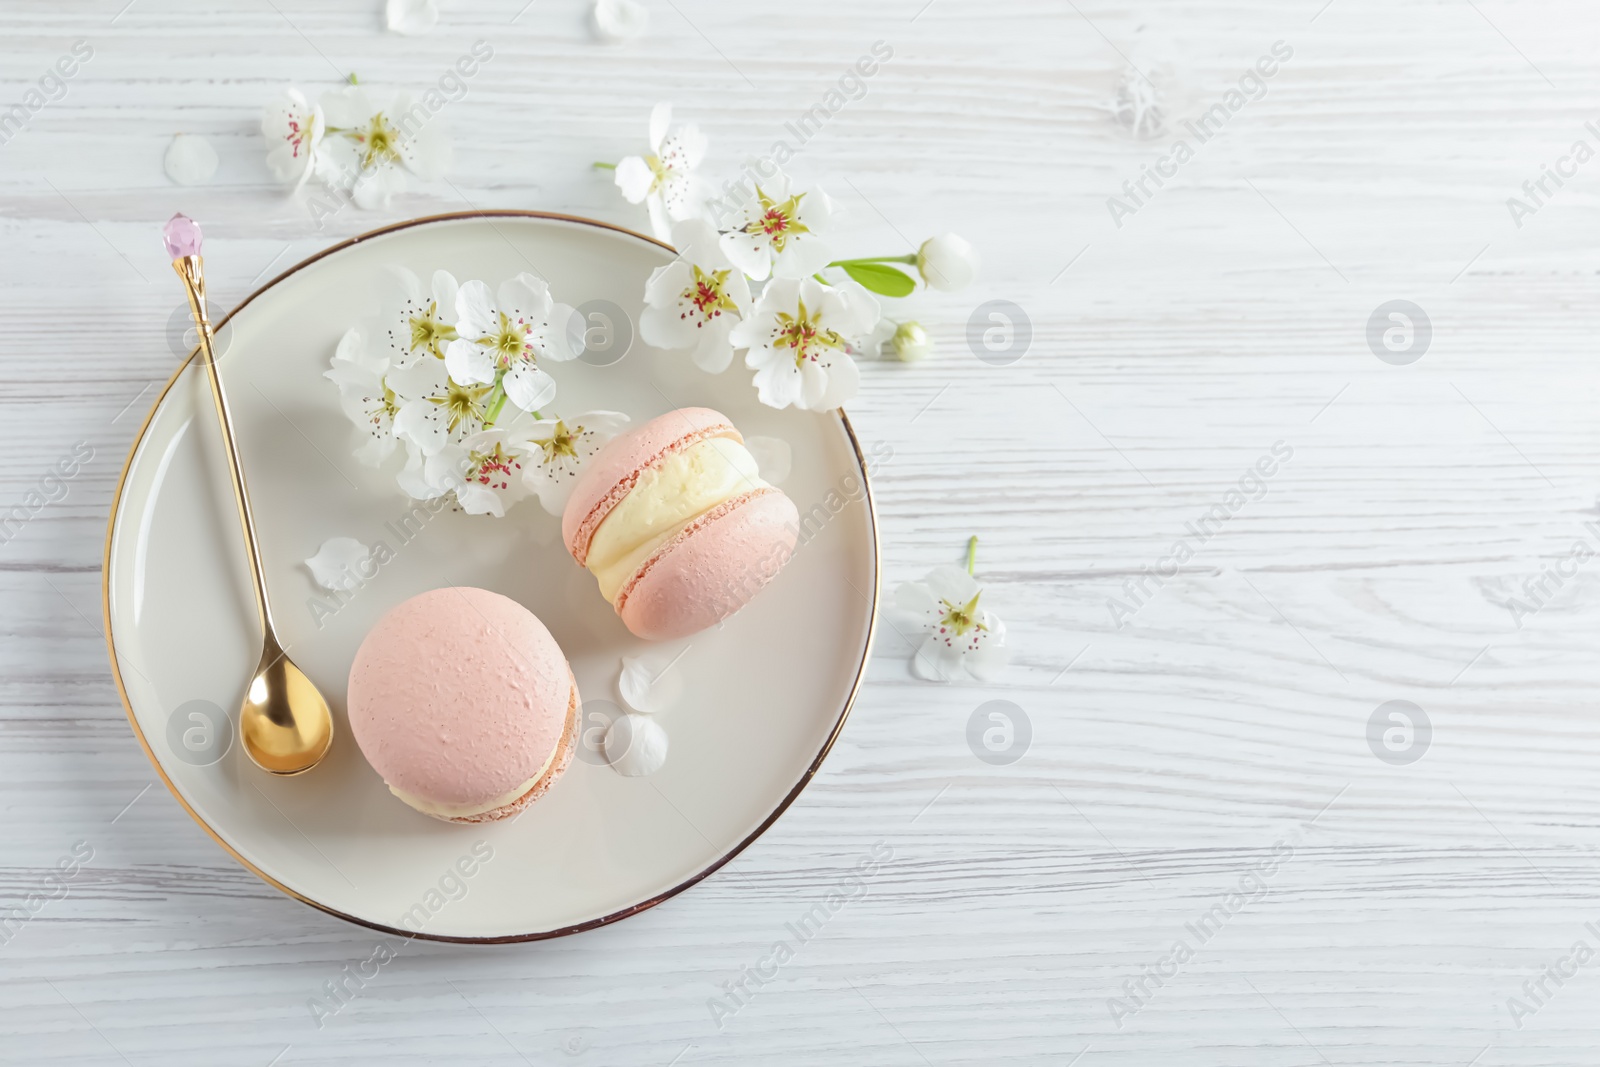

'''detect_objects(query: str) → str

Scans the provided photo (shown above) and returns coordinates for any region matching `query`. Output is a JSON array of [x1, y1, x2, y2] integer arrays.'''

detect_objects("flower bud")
[[916, 233, 979, 292], [890, 321, 932, 362]]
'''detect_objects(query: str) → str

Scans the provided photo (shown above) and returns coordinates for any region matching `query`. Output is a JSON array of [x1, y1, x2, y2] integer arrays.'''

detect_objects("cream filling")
[[586, 436, 769, 603], [389, 741, 559, 819]]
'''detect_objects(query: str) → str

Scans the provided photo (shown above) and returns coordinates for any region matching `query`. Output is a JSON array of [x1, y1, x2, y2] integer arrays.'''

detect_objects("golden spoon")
[[165, 214, 333, 775]]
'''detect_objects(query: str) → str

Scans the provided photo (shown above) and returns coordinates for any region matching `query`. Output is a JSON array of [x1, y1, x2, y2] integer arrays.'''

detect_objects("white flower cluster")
[[613, 103, 982, 412], [262, 84, 450, 209], [327, 267, 627, 517]]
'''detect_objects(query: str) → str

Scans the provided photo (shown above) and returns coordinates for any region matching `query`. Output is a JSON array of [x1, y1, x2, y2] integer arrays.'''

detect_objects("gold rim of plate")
[[100, 209, 882, 943]]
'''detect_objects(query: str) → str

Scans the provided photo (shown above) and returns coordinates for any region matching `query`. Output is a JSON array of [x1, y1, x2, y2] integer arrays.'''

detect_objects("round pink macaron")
[[347, 587, 578, 823], [563, 407, 799, 641]]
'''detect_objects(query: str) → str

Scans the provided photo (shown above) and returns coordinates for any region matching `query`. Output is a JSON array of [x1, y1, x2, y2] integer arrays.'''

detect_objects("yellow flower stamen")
[[431, 379, 492, 433], [939, 592, 988, 637], [531, 420, 583, 465], [746, 186, 810, 252], [773, 296, 847, 369]]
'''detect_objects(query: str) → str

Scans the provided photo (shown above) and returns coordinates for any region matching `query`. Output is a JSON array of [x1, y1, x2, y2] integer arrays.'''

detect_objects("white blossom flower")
[[593, 0, 649, 42], [718, 166, 835, 281], [518, 410, 630, 515], [615, 103, 706, 240], [325, 325, 402, 466], [388, 353, 491, 456], [315, 85, 450, 209], [729, 276, 878, 411], [444, 274, 580, 413], [261, 87, 324, 189], [378, 267, 459, 366], [400, 427, 533, 516], [893, 565, 1008, 682], [916, 233, 979, 292], [640, 219, 751, 372], [164, 134, 218, 186]]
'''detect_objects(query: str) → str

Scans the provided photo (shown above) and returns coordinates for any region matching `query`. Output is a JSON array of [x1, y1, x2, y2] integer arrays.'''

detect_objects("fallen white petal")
[[593, 0, 648, 42], [385, 0, 438, 36], [744, 435, 792, 485], [304, 537, 371, 593], [605, 714, 668, 776], [164, 134, 218, 186], [618, 651, 685, 714]]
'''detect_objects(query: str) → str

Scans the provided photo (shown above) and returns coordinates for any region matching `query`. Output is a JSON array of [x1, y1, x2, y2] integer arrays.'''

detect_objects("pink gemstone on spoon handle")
[[163, 213, 203, 259]]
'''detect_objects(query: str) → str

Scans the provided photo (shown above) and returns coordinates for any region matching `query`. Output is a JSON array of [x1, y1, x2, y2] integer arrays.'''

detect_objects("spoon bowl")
[[241, 645, 335, 775]]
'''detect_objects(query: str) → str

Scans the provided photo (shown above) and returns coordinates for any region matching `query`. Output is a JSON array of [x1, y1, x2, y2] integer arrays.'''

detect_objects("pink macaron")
[[347, 587, 579, 823], [562, 407, 799, 641]]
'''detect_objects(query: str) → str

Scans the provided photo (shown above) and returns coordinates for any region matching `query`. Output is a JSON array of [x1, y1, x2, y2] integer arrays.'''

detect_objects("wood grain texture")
[[3, 0, 1600, 1062]]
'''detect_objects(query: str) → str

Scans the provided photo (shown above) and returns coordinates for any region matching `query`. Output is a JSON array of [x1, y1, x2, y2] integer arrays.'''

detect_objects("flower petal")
[[645, 194, 672, 242], [593, 0, 650, 41], [647, 102, 672, 151], [498, 274, 554, 325], [689, 320, 737, 372], [619, 651, 685, 713], [662, 123, 707, 171], [393, 400, 450, 455], [354, 433, 398, 467], [615, 156, 654, 203], [893, 579, 939, 622], [430, 270, 460, 322], [454, 279, 499, 339], [317, 84, 377, 129], [719, 229, 773, 281], [605, 713, 668, 776], [910, 635, 957, 682], [503, 363, 558, 412], [385, 0, 439, 36], [770, 232, 835, 280], [386, 352, 447, 399], [642, 259, 693, 310], [444, 339, 494, 386], [164, 134, 218, 186], [350, 164, 407, 209], [304, 537, 371, 592], [923, 564, 981, 605], [394, 103, 451, 180], [747, 349, 804, 410], [743, 435, 791, 484], [669, 217, 722, 259], [539, 303, 584, 362], [811, 348, 859, 410]]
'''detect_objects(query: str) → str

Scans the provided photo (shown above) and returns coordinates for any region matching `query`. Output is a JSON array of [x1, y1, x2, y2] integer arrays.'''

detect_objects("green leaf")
[[839, 261, 916, 298]]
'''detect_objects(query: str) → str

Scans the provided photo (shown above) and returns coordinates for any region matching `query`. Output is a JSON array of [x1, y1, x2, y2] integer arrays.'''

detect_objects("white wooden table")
[[4, 0, 1599, 1062]]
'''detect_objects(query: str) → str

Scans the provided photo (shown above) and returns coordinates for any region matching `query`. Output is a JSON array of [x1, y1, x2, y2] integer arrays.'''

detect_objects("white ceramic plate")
[[104, 212, 879, 941]]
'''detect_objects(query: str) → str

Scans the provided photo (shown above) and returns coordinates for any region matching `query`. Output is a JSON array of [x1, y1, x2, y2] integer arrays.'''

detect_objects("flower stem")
[[966, 535, 978, 576], [592, 161, 617, 170], [483, 381, 507, 428], [827, 255, 918, 267]]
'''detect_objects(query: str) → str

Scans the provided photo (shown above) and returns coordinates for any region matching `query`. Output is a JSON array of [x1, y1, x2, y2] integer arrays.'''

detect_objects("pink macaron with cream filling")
[[562, 407, 799, 641], [347, 587, 578, 823]]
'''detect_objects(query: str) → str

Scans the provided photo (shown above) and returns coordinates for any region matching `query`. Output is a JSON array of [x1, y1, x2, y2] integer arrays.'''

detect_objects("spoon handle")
[[172, 255, 277, 640]]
